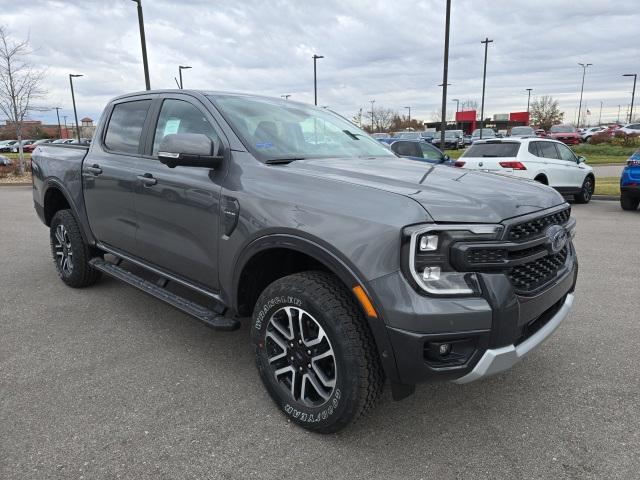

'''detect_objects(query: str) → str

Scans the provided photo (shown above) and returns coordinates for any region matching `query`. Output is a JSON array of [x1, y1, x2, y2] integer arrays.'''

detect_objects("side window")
[[528, 142, 540, 157], [152, 99, 220, 155], [420, 143, 443, 161], [537, 141, 560, 159], [556, 143, 577, 162], [104, 100, 151, 154]]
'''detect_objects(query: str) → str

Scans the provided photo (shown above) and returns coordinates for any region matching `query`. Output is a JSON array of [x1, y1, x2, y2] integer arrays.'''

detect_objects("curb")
[[592, 195, 619, 201]]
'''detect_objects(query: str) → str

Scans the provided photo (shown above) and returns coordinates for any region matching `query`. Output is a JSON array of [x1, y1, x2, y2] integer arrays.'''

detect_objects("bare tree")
[[351, 107, 363, 128], [530, 95, 564, 131], [364, 106, 396, 132], [460, 99, 478, 111], [0, 27, 46, 175]]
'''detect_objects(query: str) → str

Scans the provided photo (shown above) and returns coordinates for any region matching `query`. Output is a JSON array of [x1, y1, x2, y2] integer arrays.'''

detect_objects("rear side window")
[[528, 142, 539, 156], [537, 141, 560, 159], [104, 100, 152, 154], [463, 143, 520, 157]]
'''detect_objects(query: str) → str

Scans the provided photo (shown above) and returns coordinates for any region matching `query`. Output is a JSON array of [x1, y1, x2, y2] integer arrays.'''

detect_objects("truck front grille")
[[508, 207, 571, 241], [507, 246, 569, 294]]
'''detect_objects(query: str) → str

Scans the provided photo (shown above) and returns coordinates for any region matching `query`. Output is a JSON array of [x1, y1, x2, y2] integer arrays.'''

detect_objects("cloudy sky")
[[1, 0, 639, 127]]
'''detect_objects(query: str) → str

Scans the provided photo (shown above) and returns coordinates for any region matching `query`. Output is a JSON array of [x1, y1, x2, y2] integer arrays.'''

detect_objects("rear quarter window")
[[463, 143, 520, 157]]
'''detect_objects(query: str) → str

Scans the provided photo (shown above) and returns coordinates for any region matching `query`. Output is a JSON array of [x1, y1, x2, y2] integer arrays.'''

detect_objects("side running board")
[[89, 257, 240, 331]]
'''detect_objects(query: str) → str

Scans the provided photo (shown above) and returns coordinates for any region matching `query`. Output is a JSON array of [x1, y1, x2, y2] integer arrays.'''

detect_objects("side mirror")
[[158, 133, 223, 169], [577, 155, 586, 164]]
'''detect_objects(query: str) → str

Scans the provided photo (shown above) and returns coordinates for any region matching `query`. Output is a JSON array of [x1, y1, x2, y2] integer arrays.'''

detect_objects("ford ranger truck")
[[31, 91, 578, 433]]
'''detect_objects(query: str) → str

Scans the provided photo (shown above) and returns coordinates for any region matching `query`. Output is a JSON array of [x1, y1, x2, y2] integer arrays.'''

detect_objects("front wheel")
[[574, 176, 594, 204], [620, 193, 640, 211], [251, 271, 384, 433]]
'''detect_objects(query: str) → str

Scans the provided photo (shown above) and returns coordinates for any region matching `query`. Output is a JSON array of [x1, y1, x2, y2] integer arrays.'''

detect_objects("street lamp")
[[370, 99, 375, 132], [281, 94, 291, 100], [178, 65, 191, 89], [404, 106, 411, 125], [130, 0, 150, 90], [54, 107, 62, 138], [440, 0, 452, 147], [526, 88, 533, 114], [63, 115, 68, 138], [452, 98, 459, 130], [69, 74, 83, 142], [623, 73, 637, 123], [576, 62, 592, 129], [598, 101, 603, 125], [312, 54, 324, 106], [479, 37, 493, 139]]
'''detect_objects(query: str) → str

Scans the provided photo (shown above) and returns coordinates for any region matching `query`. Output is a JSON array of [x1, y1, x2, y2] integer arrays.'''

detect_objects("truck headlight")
[[403, 224, 504, 296]]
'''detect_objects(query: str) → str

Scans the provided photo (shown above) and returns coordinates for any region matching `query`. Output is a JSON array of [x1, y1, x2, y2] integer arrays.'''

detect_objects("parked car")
[[10, 139, 34, 152], [431, 130, 460, 150], [0, 154, 13, 166], [620, 148, 640, 211], [463, 134, 473, 146], [548, 125, 581, 145], [0, 140, 18, 152], [23, 139, 53, 153], [470, 128, 496, 143], [534, 129, 547, 137], [388, 139, 452, 164], [394, 131, 423, 140], [618, 123, 640, 136], [449, 129, 465, 148], [32, 90, 578, 433], [370, 133, 388, 140], [508, 126, 535, 138], [581, 126, 606, 142], [52, 139, 72, 144], [457, 137, 595, 203]]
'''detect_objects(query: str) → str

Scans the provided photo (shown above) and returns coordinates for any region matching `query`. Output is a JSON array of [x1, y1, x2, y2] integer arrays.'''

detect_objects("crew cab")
[[456, 138, 595, 203], [31, 90, 578, 433]]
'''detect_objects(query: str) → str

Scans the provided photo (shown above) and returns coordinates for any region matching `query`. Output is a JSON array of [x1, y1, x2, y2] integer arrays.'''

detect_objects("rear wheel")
[[50, 210, 102, 288], [251, 271, 384, 433], [620, 193, 640, 211], [574, 176, 594, 204]]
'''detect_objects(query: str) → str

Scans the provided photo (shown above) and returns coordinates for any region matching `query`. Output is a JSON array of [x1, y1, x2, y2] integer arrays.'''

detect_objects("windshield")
[[550, 125, 576, 133], [209, 95, 395, 161], [510, 126, 534, 135], [471, 129, 495, 137]]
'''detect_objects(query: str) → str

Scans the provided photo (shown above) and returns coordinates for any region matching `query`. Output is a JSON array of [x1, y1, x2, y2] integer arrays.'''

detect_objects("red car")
[[548, 125, 581, 145], [23, 139, 53, 153]]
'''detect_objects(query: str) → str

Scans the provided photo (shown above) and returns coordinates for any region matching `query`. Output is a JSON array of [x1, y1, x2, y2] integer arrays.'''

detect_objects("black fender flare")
[[231, 231, 402, 384], [42, 178, 95, 245]]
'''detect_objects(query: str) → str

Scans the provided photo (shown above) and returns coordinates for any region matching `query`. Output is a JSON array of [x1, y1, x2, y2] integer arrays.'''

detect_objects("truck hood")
[[290, 157, 565, 223]]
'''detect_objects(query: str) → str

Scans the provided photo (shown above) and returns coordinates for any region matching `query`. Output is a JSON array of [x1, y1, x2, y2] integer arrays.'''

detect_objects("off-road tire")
[[50, 209, 102, 288], [620, 193, 640, 211], [574, 176, 594, 204], [251, 271, 384, 433]]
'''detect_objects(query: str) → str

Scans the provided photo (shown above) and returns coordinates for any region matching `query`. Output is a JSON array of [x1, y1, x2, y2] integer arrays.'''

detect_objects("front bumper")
[[453, 293, 573, 383], [369, 251, 577, 386]]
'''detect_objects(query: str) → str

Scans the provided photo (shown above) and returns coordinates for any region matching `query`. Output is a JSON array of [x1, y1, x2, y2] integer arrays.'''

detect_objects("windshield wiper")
[[265, 157, 306, 165], [342, 130, 362, 140]]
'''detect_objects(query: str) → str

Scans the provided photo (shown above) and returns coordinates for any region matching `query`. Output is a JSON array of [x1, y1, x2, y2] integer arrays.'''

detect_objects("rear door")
[[533, 140, 569, 186], [83, 97, 154, 253], [130, 94, 227, 290]]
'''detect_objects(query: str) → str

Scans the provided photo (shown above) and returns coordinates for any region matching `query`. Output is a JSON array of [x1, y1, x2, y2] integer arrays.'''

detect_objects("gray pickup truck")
[[32, 90, 578, 433]]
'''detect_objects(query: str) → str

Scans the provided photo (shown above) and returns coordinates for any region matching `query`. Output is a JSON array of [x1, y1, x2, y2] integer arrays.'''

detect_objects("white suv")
[[456, 138, 595, 203]]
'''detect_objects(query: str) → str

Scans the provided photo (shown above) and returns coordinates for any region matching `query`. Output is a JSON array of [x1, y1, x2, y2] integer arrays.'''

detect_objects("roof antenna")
[[174, 77, 181, 88]]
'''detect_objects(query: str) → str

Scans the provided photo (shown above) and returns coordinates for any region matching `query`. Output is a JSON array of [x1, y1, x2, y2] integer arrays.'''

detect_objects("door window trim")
[[100, 96, 156, 157]]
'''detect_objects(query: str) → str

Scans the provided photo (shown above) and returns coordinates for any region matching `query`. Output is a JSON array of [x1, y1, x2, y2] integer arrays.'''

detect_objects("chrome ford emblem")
[[545, 224, 567, 254]]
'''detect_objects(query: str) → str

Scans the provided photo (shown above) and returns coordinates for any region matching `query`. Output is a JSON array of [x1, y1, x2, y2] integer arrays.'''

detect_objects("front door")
[[82, 98, 153, 253], [131, 96, 226, 290], [554, 142, 584, 188]]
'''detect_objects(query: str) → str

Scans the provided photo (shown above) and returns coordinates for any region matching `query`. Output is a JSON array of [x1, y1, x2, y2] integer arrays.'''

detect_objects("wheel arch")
[[232, 233, 401, 383], [42, 179, 94, 245], [534, 172, 549, 185]]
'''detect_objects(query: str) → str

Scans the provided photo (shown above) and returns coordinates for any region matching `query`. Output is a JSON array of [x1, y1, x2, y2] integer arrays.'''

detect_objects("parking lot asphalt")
[[592, 164, 625, 178], [1, 186, 639, 480]]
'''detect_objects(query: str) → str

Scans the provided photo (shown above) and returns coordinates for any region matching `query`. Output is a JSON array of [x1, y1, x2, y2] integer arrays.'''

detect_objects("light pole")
[[452, 98, 459, 130], [54, 107, 62, 138], [479, 37, 493, 139], [623, 73, 637, 123], [617, 105, 621, 123], [178, 65, 191, 89], [598, 101, 603, 125], [370, 99, 376, 132], [63, 115, 68, 138], [440, 0, 452, 147], [131, 0, 150, 90], [404, 106, 411, 126], [281, 94, 291, 100], [69, 74, 83, 142], [312, 54, 324, 106], [526, 88, 533, 114], [576, 62, 592, 129]]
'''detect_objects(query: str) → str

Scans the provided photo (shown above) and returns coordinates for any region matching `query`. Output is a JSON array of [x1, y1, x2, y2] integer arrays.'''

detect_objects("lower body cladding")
[[369, 254, 577, 390]]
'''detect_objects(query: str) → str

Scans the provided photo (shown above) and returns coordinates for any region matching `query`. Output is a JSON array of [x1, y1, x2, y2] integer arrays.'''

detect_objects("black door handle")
[[137, 173, 157, 186], [85, 164, 102, 175]]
